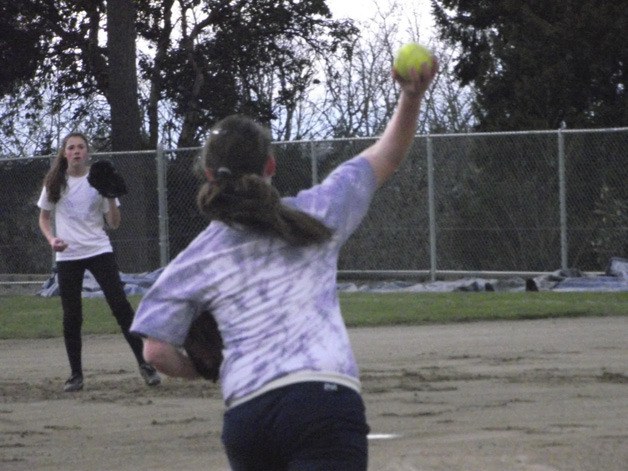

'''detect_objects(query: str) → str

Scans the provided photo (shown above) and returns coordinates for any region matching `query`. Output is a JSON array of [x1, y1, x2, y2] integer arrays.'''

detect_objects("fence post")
[[310, 141, 318, 186], [427, 135, 437, 281], [156, 144, 170, 267], [558, 126, 568, 270]]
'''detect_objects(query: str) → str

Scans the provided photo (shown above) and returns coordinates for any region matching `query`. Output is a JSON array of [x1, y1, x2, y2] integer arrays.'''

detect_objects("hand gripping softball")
[[88, 160, 128, 198], [183, 310, 223, 382]]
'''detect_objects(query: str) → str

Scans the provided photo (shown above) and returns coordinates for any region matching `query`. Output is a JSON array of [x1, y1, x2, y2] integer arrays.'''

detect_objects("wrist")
[[400, 87, 425, 101]]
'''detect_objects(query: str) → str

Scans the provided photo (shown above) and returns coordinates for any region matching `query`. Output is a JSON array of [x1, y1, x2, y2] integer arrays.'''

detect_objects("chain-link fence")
[[1, 128, 626, 280]]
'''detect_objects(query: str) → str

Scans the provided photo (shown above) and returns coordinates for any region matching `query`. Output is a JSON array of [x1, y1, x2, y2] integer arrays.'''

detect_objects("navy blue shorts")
[[222, 381, 370, 470]]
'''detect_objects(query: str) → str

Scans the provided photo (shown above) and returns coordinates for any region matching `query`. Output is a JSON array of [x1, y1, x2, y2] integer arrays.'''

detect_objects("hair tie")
[[216, 167, 233, 179]]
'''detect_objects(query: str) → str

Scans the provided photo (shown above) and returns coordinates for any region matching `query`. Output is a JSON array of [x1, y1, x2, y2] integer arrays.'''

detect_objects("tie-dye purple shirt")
[[131, 156, 377, 404]]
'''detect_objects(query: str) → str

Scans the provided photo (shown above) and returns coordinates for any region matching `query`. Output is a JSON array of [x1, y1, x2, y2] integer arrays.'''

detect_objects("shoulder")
[[323, 156, 376, 196], [282, 156, 377, 237], [287, 156, 376, 210]]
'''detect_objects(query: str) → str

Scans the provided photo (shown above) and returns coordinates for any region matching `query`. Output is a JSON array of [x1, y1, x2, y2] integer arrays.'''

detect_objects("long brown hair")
[[196, 115, 332, 246], [43, 132, 90, 203]]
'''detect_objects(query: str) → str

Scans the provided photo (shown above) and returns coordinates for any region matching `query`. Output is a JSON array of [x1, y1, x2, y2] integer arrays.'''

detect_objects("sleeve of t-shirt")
[[131, 241, 210, 345], [282, 156, 377, 244], [37, 187, 54, 211], [102, 197, 120, 213]]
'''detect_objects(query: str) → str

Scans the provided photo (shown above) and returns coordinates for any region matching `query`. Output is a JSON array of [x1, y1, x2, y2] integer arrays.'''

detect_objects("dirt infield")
[[1, 317, 627, 471]]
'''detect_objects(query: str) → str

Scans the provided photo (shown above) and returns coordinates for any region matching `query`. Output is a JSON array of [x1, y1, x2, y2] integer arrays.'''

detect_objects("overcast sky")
[[326, 0, 435, 37]]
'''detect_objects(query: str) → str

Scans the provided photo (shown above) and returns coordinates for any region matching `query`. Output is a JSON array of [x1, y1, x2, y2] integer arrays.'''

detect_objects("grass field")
[[1, 291, 626, 339]]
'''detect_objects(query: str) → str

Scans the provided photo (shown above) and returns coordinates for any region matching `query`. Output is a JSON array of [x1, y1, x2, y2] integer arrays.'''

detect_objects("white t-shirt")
[[37, 174, 118, 261], [131, 156, 378, 406]]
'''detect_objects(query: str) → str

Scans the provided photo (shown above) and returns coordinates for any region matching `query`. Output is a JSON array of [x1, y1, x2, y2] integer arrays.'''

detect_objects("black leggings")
[[56, 252, 145, 375]]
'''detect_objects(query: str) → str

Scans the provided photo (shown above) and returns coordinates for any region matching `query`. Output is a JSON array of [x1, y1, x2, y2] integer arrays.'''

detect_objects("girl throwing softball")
[[132, 60, 437, 469]]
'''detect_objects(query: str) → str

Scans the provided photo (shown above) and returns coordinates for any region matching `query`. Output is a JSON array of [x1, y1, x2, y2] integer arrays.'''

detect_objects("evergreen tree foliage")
[[432, 0, 627, 130]]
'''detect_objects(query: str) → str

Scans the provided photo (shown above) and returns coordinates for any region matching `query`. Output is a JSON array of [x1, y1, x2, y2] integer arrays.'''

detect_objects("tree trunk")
[[106, 0, 158, 272], [107, 0, 142, 151]]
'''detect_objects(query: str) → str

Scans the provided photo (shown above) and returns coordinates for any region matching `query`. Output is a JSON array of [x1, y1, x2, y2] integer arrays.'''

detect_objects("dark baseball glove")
[[183, 310, 223, 382], [88, 160, 128, 198]]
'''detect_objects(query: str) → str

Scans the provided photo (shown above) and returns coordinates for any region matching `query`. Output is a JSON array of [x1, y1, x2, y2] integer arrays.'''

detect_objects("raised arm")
[[361, 59, 438, 187]]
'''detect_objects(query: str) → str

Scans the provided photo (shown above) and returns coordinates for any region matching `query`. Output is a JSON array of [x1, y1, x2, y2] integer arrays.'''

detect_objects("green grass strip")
[[0, 292, 626, 339]]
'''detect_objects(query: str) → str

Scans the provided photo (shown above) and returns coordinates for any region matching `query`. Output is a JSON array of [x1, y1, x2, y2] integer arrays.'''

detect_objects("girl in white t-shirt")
[[37, 132, 161, 392], [132, 60, 438, 469]]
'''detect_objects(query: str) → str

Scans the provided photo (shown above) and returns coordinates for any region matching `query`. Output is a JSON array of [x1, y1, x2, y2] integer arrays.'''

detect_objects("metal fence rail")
[[1, 128, 626, 281]]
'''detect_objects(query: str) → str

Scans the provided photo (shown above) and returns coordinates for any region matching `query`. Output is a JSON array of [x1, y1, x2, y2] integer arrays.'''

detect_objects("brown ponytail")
[[197, 115, 332, 246]]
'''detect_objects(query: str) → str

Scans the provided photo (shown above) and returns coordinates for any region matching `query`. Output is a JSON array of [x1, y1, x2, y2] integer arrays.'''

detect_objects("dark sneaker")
[[64, 373, 84, 392], [139, 363, 161, 386]]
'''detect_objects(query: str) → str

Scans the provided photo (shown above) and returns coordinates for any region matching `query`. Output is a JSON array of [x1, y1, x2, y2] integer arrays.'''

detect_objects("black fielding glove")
[[88, 160, 128, 198], [183, 310, 224, 382]]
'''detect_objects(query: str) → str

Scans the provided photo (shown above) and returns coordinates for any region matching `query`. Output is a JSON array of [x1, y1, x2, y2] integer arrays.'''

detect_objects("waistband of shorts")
[[226, 371, 361, 409]]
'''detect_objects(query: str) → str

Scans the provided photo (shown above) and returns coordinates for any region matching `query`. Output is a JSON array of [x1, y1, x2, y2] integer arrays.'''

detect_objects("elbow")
[[39, 210, 50, 227], [143, 340, 165, 366], [106, 216, 121, 230], [143, 338, 176, 372]]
